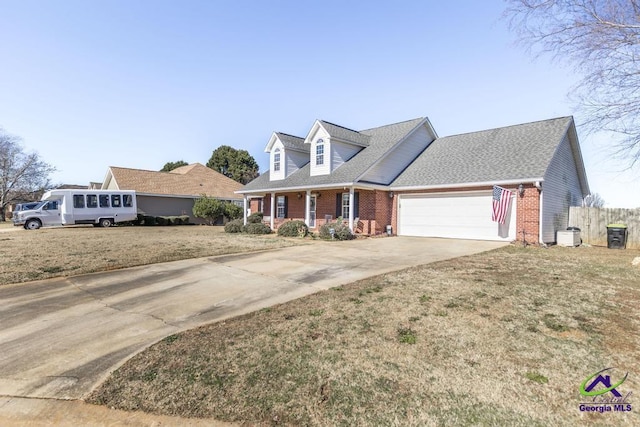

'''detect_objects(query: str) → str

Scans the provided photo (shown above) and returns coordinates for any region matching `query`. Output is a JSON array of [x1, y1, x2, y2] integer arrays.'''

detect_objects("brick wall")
[[253, 189, 393, 234], [515, 185, 540, 244]]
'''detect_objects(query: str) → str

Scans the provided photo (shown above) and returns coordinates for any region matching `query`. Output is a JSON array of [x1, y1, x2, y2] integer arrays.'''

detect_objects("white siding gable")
[[286, 150, 308, 177], [541, 133, 584, 243], [360, 123, 435, 184], [310, 127, 331, 176], [331, 140, 362, 171], [270, 140, 285, 181]]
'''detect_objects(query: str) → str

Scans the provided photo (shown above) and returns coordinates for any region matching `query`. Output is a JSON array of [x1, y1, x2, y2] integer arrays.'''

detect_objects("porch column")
[[270, 193, 275, 230], [305, 190, 311, 226], [243, 195, 248, 225], [348, 187, 355, 231]]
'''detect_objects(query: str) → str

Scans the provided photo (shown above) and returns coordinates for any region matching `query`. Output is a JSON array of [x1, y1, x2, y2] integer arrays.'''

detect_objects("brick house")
[[238, 116, 589, 244]]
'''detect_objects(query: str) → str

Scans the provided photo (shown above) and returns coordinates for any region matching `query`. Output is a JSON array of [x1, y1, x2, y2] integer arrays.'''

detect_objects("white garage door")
[[398, 192, 517, 241]]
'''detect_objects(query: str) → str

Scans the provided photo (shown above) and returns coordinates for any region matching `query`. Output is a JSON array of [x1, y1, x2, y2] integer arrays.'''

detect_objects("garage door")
[[398, 192, 516, 241]]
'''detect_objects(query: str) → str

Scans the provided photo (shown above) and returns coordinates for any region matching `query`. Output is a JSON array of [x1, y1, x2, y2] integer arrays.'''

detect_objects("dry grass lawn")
[[88, 244, 640, 426], [0, 225, 305, 286]]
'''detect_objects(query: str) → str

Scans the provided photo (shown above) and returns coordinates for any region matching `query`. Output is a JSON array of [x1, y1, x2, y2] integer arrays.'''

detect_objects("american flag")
[[492, 185, 512, 224]]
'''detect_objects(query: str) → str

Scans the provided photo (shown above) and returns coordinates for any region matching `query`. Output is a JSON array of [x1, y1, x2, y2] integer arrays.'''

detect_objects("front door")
[[309, 195, 316, 228]]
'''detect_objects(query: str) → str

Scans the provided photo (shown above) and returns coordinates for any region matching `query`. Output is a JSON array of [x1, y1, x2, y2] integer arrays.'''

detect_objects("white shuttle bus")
[[13, 189, 137, 230]]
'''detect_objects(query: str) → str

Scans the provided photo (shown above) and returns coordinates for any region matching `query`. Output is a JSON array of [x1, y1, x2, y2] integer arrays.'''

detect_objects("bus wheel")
[[25, 219, 42, 230]]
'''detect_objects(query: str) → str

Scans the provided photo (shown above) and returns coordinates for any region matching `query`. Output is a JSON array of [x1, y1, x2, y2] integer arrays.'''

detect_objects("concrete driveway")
[[0, 237, 505, 421]]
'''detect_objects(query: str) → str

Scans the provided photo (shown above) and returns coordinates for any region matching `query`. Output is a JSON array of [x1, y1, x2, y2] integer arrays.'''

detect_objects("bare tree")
[[583, 192, 606, 207], [0, 129, 56, 221], [505, 0, 640, 165]]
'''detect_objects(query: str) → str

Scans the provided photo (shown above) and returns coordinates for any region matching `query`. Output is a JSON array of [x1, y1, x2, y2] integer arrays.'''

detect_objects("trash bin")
[[386, 225, 393, 236], [607, 224, 627, 249]]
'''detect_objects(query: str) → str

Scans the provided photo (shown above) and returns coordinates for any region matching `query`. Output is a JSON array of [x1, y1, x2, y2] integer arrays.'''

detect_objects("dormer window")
[[316, 139, 324, 165], [273, 148, 281, 172]]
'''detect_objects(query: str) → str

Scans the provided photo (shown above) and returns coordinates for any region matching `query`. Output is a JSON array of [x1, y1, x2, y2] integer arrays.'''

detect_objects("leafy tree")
[[207, 145, 259, 184], [192, 195, 224, 225], [0, 129, 56, 221], [160, 160, 188, 172], [505, 0, 640, 164]]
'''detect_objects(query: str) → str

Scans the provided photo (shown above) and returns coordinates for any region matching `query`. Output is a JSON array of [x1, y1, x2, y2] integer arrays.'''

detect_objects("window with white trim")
[[277, 195, 286, 218], [273, 148, 281, 172], [342, 193, 350, 219], [316, 139, 324, 165]]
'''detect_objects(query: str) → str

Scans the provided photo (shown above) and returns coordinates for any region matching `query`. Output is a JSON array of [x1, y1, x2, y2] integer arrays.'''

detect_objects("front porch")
[[241, 188, 393, 235]]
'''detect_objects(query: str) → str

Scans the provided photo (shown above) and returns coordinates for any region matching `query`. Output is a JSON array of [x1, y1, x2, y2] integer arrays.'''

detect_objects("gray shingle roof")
[[391, 117, 573, 188], [276, 132, 308, 153], [241, 118, 426, 192], [319, 121, 371, 146]]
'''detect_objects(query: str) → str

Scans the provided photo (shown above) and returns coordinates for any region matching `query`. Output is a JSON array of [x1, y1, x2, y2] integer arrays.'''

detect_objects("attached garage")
[[398, 192, 517, 241]]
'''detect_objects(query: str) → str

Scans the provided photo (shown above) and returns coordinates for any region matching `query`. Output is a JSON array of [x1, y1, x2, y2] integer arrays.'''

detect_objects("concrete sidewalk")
[[0, 236, 507, 425]]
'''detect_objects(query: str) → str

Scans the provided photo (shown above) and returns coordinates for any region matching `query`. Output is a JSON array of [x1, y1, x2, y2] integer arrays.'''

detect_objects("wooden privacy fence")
[[568, 207, 640, 249]]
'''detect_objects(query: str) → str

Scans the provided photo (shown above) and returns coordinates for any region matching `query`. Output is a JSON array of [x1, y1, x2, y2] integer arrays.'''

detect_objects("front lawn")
[[0, 225, 306, 286], [88, 245, 640, 426]]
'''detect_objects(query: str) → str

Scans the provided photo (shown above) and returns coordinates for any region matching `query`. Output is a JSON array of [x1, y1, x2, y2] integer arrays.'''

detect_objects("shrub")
[[277, 220, 309, 237], [319, 221, 354, 240], [247, 212, 264, 224], [143, 215, 156, 226], [243, 222, 272, 234], [224, 219, 244, 233], [179, 215, 190, 224], [193, 195, 224, 225], [223, 202, 243, 220], [156, 216, 168, 226]]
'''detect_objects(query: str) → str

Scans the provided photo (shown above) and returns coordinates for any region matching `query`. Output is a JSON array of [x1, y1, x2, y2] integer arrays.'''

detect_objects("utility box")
[[557, 229, 581, 247], [607, 224, 628, 249]]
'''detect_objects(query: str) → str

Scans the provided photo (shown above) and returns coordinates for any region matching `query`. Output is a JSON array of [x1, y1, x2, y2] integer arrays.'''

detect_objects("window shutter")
[[284, 196, 288, 218], [354, 192, 359, 218], [336, 194, 342, 218]]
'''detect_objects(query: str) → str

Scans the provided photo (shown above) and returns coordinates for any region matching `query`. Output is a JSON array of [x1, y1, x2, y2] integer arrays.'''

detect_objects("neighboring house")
[[238, 116, 589, 244], [102, 163, 244, 223]]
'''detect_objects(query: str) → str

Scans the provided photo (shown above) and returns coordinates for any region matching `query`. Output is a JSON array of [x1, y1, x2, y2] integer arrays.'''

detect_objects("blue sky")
[[1, 1, 638, 207]]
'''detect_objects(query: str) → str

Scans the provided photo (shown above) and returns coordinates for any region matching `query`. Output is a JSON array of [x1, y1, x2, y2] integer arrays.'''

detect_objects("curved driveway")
[[0, 237, 506, 401]]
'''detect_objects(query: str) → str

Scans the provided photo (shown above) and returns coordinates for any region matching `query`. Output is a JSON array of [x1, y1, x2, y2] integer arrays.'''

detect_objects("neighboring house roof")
[[103, 163, 243, 199], [57, 184, 89, 190], [391, 116, 584, 189], [241, 117, 428, 192], [276, 132, 309, 153]]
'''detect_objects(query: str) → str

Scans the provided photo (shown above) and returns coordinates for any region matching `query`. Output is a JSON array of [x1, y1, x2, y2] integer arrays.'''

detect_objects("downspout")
[[538, 188, 544, 244]]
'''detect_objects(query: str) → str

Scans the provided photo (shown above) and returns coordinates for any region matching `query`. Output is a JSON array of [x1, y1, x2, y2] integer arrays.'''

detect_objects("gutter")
[[236, 181, 393, 195], [390, 178, 544, 192]]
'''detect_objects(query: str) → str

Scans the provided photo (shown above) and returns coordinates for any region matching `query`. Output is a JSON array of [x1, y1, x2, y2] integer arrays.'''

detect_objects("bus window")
[[111, 195, 121, 207], [87, 194, 98, 208], [73, 194, 85, 208], [99, 195, 109, 208], [123, 194, 133, 207]]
